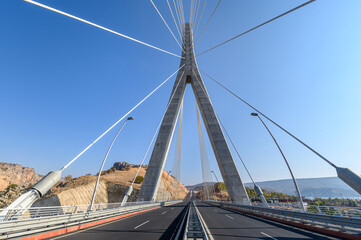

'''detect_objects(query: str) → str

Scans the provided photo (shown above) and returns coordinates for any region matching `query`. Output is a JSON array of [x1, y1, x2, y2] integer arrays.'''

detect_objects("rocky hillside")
[[32, 166, 188, 207], [0, 161, 188, 208], [0, 162, 42, 191]]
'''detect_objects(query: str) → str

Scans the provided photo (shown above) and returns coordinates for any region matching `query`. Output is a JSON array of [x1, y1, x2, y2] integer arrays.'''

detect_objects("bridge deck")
[[45, 202, 187, 240], [195, 202, 339, 240], [41, 201, 343, 240]]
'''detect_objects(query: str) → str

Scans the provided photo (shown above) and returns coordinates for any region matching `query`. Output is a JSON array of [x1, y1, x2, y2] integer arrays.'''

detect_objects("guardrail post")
[[73, 206, 77, 214]]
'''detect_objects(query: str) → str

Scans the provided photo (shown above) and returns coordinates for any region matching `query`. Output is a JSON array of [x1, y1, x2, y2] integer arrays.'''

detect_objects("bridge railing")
[[264, 202, 361, 218], [0, 201, 156, 222], [205, 200, 361, 235], [207, 200, 361, 218], [0, 200, 182, 239]]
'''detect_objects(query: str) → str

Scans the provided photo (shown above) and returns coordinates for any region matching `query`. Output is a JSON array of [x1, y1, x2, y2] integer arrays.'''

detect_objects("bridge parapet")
[[205, 200, 361, 238]]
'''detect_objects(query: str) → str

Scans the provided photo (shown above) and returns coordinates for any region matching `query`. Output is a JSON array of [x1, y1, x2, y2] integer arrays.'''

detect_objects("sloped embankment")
[[33, 167, 188, 207]]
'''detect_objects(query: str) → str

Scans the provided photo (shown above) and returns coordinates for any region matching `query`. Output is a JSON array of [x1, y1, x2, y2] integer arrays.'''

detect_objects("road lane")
[[48, 202, 188, 240], [196, 201, 338, 240]]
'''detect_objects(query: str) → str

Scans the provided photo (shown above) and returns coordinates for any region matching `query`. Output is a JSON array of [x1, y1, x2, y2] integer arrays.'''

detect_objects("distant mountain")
[[187, 177, 361, 198], [245, 177, 361, 198], [186, 182, 214, 190]]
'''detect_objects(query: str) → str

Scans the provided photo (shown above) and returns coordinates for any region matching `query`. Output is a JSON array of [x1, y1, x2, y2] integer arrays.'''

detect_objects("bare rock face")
[[0, 162, 42, 191], [112, 162, 139, 171]]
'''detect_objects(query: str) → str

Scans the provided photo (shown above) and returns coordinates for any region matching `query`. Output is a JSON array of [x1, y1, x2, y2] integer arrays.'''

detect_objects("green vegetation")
[[214, 182, 226, 192], [308, 197, 360, 207], [65, 175, 72, 181], [134, 176, 144, 184], [6, 184, 18, 190], [97, 167, 118, 176]]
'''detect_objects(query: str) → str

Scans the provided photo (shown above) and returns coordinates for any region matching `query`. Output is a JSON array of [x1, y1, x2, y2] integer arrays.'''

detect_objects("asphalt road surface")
[[47, 202, 188, 240], [195, 201, 339, 240]]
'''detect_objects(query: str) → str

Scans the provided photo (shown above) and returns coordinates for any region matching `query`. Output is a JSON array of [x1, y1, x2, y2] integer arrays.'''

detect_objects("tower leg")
[[137, 71, 187, 201], [191, 70, 249, 204], [138, 23, 250, 204]]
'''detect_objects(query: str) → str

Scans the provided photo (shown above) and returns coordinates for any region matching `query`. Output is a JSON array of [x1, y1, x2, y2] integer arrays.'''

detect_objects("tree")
[[7, 184, 18, 190], [134, 176, 144, 184], [65, 175, 72, 181]]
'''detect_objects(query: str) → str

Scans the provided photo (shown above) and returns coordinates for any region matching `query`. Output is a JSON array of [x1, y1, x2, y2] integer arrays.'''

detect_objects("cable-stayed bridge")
[[1, 0, 361, 239]]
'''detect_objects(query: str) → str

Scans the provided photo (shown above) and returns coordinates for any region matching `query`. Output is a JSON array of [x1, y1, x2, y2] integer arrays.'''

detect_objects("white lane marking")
[[225, 214, 234, 220], [261, 232, 277, 240], [134, 220, 150, 229], [50, 212, 139, 239], [161, 211, 167, 215], [194, 202, 215, 240], [171, 208, 174, 210], [214, 209, 218, 212]]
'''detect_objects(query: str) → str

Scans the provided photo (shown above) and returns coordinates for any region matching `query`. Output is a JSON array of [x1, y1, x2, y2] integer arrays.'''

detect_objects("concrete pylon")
[[138, 24, 250, 204]]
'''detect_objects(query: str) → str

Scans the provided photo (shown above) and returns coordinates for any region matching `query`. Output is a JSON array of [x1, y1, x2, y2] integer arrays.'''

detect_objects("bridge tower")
[[138, 24, 249, 204]]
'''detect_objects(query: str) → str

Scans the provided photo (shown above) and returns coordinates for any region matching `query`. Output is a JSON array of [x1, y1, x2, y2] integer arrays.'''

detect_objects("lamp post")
[[88, 117, 134, 211], [168, 171, 172, 200], [211, 170, 221, 202], [163, 170, 172, 201], [251, 113, 305, 212]]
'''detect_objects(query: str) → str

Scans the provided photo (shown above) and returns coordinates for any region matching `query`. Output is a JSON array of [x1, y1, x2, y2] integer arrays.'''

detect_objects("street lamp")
[[88, 116, 134, 211], [211, 170, 221, 202], [168, 171, 172, 200], [162, 170, 172, 201], [251, 113, 305, 212]]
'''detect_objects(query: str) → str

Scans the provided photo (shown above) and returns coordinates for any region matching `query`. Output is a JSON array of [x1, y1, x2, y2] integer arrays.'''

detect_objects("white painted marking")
[[225, 214, 234, 220], [261, 232, 277, 240], [50, 213, 137, 239], [194, 202, 215, 240], [134, 220, 150, 229], [171, 208, 174, 210], [161, 211, 167, 215]]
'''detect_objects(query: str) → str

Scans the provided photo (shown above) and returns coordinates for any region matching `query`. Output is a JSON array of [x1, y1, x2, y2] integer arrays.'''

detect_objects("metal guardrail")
[[269, 203, 361, 218], [0, 200, 182, 239], [205, 201, 361, 235], [0, 201, 152, 221], [208, 200, 361, 218]]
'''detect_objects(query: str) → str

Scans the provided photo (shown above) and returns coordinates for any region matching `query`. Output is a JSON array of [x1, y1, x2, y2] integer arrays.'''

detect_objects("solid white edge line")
[[194, 202, 215, 240]]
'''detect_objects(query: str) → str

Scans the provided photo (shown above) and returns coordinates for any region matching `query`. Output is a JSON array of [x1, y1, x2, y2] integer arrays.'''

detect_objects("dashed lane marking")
[[261, 232, 277, 240], [134, 220, 150, 229], [225, 215, 234, 220], [161, 211, 167, 215]]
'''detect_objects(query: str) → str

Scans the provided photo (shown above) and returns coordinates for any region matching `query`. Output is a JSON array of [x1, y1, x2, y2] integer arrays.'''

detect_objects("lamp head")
[[251, 113, 258, 117], [127, 117, 134, 120]]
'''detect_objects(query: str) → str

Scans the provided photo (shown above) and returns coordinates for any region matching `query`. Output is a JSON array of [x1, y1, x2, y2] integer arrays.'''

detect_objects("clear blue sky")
[[1, 0, 361, 186]]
